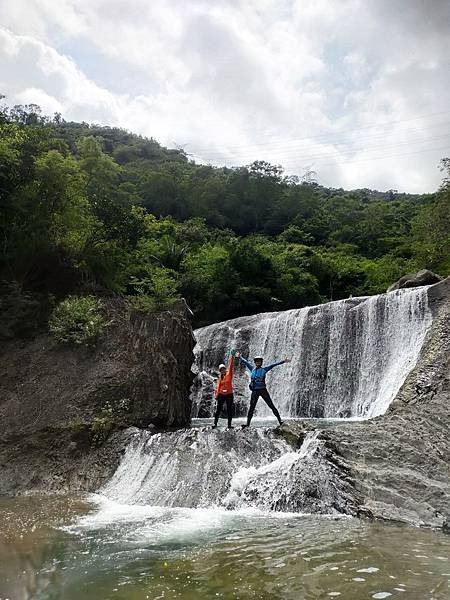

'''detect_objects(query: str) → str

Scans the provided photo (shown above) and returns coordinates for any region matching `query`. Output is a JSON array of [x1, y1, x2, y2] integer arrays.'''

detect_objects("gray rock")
[[0, 425, 138, 494], [2, 279, 449, 533], [0, 301, 195, 494], [282, 277, 450, 530], [387, 269, 443, 292]]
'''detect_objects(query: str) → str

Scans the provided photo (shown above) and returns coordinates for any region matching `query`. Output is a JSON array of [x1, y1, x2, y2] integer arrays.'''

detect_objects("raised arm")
[[239, 356, 253, 371], [227, 353, 234, 377], [264, 359, 288, 372]]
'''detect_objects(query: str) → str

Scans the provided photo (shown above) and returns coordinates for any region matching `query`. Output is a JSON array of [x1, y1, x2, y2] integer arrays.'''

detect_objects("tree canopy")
[[0, 101, 448, 332]]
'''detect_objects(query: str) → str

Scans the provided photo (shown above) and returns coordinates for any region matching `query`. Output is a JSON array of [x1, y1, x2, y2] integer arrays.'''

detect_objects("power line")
[[192, 136, 450, 165], [189, 122, 449, 159], [189, 109, 450, 152], [283, 145, 450, 169], [190, 145, 449, 174], [192, 135, 450, 166], [257, 137, 450, 165]]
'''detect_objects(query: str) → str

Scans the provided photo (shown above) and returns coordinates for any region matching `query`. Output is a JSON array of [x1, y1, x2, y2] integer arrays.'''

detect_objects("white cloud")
[[0, 28, 123, 123], [14, 87, 63, 115], [0, 0, 449, 192]]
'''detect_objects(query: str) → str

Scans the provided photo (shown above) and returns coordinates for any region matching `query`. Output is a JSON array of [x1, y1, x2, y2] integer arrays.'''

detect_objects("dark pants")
[[247, 388, 282, 426], [214, 393, 234, 427]]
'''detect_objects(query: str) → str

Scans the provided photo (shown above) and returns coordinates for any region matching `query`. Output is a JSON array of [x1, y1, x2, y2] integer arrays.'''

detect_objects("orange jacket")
[[215, 355, 234, 397]]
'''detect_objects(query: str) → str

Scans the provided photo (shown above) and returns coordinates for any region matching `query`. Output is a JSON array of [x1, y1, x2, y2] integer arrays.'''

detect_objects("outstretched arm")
[[264, 358, 290, 372], [227, 354, 234, 377], [239, 356, 253, 371]]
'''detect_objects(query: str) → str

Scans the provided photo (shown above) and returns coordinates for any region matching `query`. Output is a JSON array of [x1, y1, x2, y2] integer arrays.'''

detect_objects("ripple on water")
[[2, 496, 450, 600]]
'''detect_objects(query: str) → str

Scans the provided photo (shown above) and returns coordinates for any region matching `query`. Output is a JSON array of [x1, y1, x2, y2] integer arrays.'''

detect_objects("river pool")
[[1, 495, 449, 600]]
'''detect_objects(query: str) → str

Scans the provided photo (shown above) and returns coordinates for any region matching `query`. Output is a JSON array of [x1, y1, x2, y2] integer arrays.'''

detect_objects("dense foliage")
[[0, 101, 448, 330], [49, 295, 106, 346]]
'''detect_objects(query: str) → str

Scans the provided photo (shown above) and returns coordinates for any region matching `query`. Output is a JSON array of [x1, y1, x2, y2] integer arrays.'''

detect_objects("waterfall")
[[96, 286, 433, 520], [101, 428, 293, 508], [191, 287, 432, 419], [100, 428, 344, 514]]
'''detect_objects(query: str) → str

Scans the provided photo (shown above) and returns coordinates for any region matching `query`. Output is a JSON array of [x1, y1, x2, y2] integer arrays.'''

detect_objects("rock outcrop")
[[281, 277, 450, 529], [0, 300, 195, 494], [387, 269, 443, 292]]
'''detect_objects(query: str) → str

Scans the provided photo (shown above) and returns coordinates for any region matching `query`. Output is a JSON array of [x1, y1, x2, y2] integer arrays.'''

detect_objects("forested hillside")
[[1, 102, 449, 331]]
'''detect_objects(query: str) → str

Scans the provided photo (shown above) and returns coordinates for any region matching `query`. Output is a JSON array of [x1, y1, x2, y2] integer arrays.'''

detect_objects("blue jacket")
[[239, 356, 286, 390]]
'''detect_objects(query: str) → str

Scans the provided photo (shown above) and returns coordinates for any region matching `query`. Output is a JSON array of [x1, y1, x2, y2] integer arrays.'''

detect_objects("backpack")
[[249, 368, 266, 391]]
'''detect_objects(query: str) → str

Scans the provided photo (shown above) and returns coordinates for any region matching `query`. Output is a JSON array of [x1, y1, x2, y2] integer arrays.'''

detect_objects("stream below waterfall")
[[1, 494, 449, 600], [1, 422, 450, 599]]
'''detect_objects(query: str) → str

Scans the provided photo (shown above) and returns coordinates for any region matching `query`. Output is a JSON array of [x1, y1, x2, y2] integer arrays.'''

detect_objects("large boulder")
[[0, 300, 195, 493], [387, 269, 443, 292]]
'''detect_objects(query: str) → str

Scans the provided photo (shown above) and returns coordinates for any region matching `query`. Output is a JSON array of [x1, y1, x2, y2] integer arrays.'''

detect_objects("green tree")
[[412, 159, 450, 274], [317, 249, 367, 300], [1, 134, 95, 287], [181, 244, 238, 322]]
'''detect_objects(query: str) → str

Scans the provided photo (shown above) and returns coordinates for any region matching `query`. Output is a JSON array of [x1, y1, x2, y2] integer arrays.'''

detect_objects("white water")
[[192, 287, 432, 419], [222, 431, 321, 510], [15, 285, 445, 600], [99, 428, 334, 514], [85, 287, 433, 527]]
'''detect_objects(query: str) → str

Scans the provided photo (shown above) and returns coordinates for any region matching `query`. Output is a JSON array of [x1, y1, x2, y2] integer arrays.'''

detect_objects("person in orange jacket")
[[212, 353, 236, 429]]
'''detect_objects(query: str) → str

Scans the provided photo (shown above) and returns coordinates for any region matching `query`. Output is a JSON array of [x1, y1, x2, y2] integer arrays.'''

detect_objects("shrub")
[[90, 416, 114, 447], [127, 293, 177, 314], [49, 295, 106, 346], [127, 267, 179, 314]]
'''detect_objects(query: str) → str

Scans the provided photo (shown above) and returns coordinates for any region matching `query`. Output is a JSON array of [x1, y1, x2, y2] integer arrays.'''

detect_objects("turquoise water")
[[1, 496, 449, 600]]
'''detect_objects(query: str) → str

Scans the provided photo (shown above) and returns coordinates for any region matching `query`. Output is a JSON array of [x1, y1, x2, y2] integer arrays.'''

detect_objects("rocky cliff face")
[[0, 300, 195, 494], [281, 278, 450, 529], [387, 268, 443, 291]]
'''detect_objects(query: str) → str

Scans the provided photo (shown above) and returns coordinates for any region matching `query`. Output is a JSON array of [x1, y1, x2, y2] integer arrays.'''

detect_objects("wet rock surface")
[[99, 424, 360, 516], [0, 425, 139, 495], [0, 301, 195, 494], [282, 278, 450, 529]]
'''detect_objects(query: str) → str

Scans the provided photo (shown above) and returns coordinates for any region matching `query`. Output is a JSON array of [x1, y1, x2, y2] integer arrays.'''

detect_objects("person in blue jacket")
[[237, 352, 290, 427]]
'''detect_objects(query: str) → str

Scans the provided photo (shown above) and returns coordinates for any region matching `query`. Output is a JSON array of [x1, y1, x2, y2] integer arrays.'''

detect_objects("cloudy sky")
[[1, 0, 449, 192]]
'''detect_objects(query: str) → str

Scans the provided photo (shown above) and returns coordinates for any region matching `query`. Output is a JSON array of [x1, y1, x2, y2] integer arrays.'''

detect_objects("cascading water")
[[99, 427, 346, 514], [191, 287, 432, 420], [90, 286, 433, 526]]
